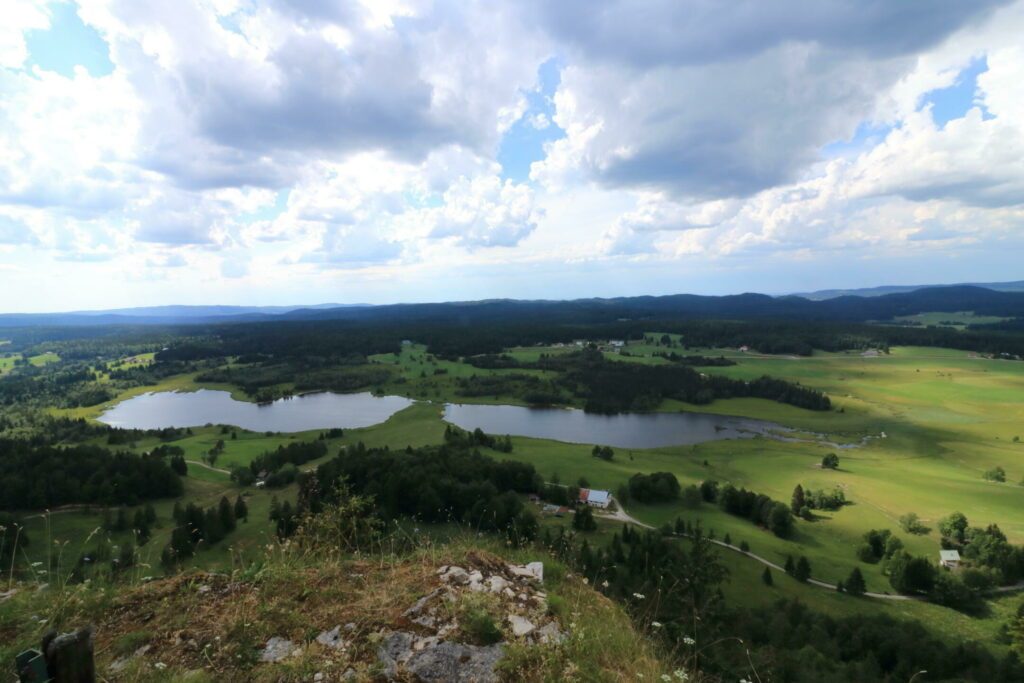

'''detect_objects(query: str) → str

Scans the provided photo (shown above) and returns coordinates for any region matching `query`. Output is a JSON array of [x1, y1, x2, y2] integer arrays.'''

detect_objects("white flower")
[[661, 676, 672, 682], [682, 636, 696, 646], [632, 592, 645, 600], [154, 662, 167, 670], [651, 621, 663, 628], [601, 580, 609, 588], [673, 670, 689, 681]]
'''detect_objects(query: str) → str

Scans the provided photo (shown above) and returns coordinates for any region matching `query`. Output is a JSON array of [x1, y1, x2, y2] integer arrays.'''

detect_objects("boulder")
[[378, 631, 503, 683]]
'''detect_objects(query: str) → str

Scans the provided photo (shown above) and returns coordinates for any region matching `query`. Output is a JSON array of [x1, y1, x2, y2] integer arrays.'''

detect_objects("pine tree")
[[794, 556, 812, 582], [144, 503, 157, 525], [784, 555, 795, 575], [844, 567, 867, 596], [219, 496, 236, 533], [791, 484, 806, 515], [234, 495, 248, 522], [762, 566, 773, 586]]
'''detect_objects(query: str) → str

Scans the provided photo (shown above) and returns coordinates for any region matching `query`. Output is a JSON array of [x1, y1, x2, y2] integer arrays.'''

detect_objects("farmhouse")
[[579, 488, 611, 509], [939, 549, 961, 569]]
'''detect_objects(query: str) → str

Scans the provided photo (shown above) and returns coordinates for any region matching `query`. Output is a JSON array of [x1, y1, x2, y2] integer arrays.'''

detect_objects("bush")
[[984, 466, 1006, 482], [899, 512, 929, 535]]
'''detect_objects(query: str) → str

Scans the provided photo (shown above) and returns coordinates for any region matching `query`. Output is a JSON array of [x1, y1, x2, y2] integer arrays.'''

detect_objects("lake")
[[97, 389, 413, 432], [443, 403, 789, 449]]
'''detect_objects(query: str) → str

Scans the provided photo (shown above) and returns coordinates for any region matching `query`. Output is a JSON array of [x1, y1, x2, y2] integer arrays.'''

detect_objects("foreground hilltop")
[[1, 539, 667, 682]]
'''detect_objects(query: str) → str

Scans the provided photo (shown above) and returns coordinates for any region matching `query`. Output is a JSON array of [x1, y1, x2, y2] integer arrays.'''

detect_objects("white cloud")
[[1, 0, 1024, 309], [0, 0, 50, 69]]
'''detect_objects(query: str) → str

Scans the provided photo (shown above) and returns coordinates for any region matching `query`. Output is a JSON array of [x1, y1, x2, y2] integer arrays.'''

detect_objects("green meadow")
[[17, 338, 1024, 651]]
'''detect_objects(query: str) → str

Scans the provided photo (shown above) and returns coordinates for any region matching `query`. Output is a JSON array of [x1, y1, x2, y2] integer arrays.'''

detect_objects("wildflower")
[[651, 621, 663, 628], [601, 580, 609, 588], [582, 577, 588, 584], [682, 636, 696, 646], [632, 592, 645, 600], [154, 663, 167, 670], [673, 670, 689, 681], [662, 676, 672, 682]]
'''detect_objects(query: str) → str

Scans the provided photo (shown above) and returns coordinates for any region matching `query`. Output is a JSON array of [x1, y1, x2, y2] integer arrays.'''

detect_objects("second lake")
[[443, 402, 786, 449]]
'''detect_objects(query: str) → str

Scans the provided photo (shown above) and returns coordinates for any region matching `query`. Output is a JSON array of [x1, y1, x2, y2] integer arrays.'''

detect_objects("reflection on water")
[[443, 403, 789, 448], [98, 389, 413, 432]]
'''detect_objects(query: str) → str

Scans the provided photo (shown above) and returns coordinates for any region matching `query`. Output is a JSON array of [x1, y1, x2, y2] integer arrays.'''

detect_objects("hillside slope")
[[0, 540, 669, 682]]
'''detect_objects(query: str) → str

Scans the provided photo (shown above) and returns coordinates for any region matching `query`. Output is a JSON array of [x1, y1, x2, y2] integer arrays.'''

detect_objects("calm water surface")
[[443, 403, 788, 448], [98, 389, 412, 432]]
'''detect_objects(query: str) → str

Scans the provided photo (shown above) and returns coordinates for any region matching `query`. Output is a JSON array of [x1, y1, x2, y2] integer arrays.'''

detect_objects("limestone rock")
[[315, 625, 346, 650], [507, 614, 536, 637], [260, 637, 298, 663]]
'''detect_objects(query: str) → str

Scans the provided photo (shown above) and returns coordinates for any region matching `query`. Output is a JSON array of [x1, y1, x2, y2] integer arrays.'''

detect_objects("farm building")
[[578, 488, 611, 509], [939, 549, 961, 569]]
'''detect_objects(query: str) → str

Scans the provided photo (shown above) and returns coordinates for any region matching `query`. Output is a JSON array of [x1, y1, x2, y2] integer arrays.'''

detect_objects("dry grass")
[[2, 537, 674, 682]]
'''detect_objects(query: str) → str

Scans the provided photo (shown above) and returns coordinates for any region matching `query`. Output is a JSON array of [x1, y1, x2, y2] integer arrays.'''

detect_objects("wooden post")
[[42, 627, 95, 683]]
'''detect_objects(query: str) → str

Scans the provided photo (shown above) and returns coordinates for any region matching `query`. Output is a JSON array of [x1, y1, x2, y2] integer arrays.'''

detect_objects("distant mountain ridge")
[[794, 280, 1024, 300], [3, 285, 1024, 329]]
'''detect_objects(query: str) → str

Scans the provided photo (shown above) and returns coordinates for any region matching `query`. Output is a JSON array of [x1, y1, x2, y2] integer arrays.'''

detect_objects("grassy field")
[[0, 351, 60, 376], [16, 338, 1024, 651]]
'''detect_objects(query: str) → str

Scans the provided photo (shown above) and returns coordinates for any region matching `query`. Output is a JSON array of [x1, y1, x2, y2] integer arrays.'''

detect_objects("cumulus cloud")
[[0, 0, 50, 69], [532, 0, 1009, 200], [2, 0, 1024, 306]]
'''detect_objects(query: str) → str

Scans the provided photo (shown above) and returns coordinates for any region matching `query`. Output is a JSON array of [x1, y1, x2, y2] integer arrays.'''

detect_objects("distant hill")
[[0, 303, 368, 327], [794, 280, 1024, 300], [3, 285, 1024, 328]]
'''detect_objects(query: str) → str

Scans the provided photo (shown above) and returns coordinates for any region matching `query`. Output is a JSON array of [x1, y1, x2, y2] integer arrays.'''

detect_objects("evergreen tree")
[[845, 567, 867, 596], [791, 484, 806, 515], [794, 556, 812, 582], [234, 495, 248, 522], [218, 495, 236, 532], [144, 503, 157, 525], [762, 566, 773, 586], [573, 505, 598, 532], [204, 508, 225, 544], [784, 555, 795, 575]]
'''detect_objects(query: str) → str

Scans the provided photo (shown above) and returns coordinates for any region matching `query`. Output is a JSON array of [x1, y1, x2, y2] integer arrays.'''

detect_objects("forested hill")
[[4, 284, 1024, 328]]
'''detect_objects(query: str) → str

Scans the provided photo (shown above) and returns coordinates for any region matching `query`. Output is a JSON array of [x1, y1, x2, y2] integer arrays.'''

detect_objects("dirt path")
[[185, 459, 231, 475]]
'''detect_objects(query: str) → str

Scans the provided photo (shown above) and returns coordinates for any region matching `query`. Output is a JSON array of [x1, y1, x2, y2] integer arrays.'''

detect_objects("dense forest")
[[0, 439, 183, 509], [302, 441, 541, 540]]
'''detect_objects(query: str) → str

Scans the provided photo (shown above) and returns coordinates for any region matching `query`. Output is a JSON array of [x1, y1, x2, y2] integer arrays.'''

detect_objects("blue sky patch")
[[920, 56, 992, 128], [240, 190, 291, 223], [25, 2, 114, 77], [497, 58, 566, 183]]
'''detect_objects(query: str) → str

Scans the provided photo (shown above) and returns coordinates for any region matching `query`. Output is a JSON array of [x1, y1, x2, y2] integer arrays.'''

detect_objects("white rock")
[[440, 566, 470, 585], [507, 614, 536, 637], [260, 637, 298, 663], [486, 576, 510, 594], [315, 626, 346, 650]]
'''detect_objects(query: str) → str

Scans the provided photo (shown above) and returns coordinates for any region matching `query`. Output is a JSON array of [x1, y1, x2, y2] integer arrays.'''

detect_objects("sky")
[[1, 1, 1023, 312]]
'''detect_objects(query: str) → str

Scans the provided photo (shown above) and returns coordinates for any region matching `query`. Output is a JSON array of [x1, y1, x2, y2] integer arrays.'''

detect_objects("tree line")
[[0, 439, 183, 510]]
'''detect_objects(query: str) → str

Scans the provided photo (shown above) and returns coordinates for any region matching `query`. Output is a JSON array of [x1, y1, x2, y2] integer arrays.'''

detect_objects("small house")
[[939, 549, 961, 569], [578, 488, 611, 509]]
